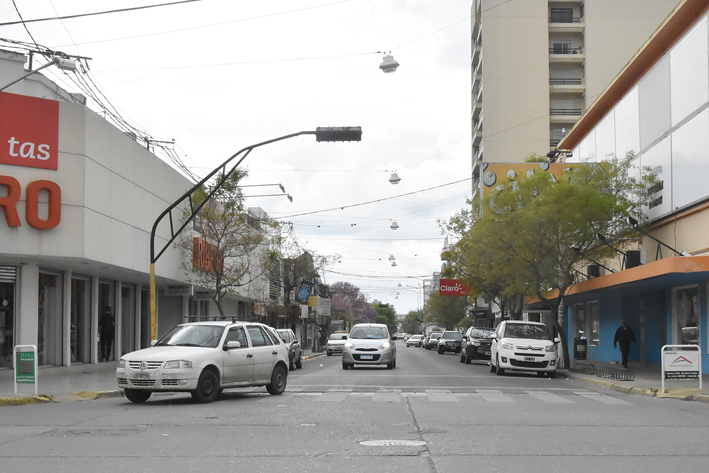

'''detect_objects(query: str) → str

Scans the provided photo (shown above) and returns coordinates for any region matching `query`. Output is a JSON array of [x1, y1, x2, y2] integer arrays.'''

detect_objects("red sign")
[[0, 92, 59, 170], [439, 279, 470, 296], [0, 175, 61, 229]]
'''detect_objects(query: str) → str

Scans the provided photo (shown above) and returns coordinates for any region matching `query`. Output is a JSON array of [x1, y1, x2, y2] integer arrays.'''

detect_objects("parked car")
[[342, 323, 396, 369], [425, 332, 443, 350], [116, 321, 289, 403], [437, 330, 463, 354], [276, 328, 302, 370], [405, 334, 423, 347], [326, 332, 348, 356], [460, 327, 495, 363], [489, 320, 559, 378]]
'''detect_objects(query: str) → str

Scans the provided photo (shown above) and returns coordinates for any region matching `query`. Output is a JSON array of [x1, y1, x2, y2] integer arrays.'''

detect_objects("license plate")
[[524, 357, 536, 362], [485, 351, 491, 356], [131, 371, 151, 379], [360, 355, 373, 360]]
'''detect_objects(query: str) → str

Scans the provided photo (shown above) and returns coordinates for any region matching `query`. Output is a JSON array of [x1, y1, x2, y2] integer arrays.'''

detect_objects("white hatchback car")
[[342, 323, 396, 369], [489, 320, 559, 378], [116, 321, 289, 403]]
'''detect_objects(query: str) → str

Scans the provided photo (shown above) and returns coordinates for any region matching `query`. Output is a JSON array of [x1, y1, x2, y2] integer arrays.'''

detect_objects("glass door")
[[0, 282, 15, 369]]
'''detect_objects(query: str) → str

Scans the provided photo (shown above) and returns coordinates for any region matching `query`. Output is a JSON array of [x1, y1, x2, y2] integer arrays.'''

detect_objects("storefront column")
[[16, 262, 39, 347], [182, 295, 189, 324], [91, 276, 99, 363], [62, 270, 72, 366], [115, 280, 123, 359]]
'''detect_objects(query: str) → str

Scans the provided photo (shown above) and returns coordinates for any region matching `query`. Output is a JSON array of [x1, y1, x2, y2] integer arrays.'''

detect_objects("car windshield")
[[411, 335, 421, 339], [471, 329, 494, 338], [442, 332, 463, 340], [350, 326, 388, 339], [276, 330, 291, 343], [329, 334, 347, 340], [155, 325, 225, 348], [504, 324, 551, 340], [430, 333, 442, 339]]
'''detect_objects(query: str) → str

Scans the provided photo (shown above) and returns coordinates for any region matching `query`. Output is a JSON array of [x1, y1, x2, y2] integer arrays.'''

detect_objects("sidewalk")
[[0, 348, 327, 406], [564, 360, 709, 403]]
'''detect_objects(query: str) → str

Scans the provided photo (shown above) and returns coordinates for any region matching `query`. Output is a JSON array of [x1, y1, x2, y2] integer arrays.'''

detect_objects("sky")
[[0, 0, 473, 314]]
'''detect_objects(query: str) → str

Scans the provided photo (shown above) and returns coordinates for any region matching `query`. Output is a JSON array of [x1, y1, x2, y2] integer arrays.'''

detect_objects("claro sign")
[[0, 92, 61, 230], [439, 279, 470, 297]]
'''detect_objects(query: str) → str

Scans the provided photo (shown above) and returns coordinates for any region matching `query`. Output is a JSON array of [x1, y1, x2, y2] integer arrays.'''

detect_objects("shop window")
[[39, 272, 63, 366], [675, 286, 700, 346], [588, 301, 600, 347], [70, 278, 91, 363]]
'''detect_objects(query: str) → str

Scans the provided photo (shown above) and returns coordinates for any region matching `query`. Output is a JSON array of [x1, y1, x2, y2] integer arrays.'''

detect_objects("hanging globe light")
[[390, 220, 399, 230]]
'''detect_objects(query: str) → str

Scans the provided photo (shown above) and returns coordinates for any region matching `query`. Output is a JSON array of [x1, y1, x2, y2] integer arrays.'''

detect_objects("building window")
[[588, 301, 600, 347], [675, 286, 700, 346], [551, 8, 573, 23]]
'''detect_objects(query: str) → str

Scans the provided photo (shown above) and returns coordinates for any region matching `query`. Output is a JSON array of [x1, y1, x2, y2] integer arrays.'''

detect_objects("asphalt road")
[[1, 339, 708, 473]]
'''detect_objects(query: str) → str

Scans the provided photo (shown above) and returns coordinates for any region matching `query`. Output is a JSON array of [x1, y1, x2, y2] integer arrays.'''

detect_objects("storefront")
[[0, 49, 270, 368]]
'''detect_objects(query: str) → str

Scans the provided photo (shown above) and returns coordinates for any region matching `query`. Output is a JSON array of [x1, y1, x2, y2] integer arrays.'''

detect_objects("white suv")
[[489, 321, 559, 378]]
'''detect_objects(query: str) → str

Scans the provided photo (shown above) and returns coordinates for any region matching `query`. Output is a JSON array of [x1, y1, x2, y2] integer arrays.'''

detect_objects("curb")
[[0, 390, 121, 406], [564, 370, 709, 402], [301, 352, 326, 361]]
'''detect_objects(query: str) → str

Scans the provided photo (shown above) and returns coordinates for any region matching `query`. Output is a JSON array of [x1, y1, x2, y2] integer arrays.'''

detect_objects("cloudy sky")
[[1, 0, 472, 314]]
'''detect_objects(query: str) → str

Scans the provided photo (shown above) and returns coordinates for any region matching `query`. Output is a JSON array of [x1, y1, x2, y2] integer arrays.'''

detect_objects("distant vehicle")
[[460, 327, 494, 363], [406, 334, 423, 347], [117, 321, 289, 403], [425, 332, 443, 350], [326, 332, 348, 356], [342, 323, 396, 370], [437, 330, 463, 354], [489, 320, 559, 378], [276, 329, 302, 371]]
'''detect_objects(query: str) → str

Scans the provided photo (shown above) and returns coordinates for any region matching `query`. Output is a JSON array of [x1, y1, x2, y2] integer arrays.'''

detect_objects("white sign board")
[[317, 298, 331, 317], [661, 345, 702, 393]]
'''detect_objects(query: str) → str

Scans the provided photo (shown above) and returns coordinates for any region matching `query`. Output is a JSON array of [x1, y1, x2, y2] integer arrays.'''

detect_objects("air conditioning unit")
[[586, 264, 604, 278], [626, 250, 647, 269]]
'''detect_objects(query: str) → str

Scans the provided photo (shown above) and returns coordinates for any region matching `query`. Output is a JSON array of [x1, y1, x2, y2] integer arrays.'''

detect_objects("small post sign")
[[661, 345, 702, 393], [13, 345, 38, 395]]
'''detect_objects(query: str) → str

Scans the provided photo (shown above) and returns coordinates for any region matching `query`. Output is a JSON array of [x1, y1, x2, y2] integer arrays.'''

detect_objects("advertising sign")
[[296, 282, 312, 303], [15, 350, 35, 383], [439, 279, 470, 297], [663, 350, 700, 379], [0, 92, 59, 170], [317, 298, 332, 316]]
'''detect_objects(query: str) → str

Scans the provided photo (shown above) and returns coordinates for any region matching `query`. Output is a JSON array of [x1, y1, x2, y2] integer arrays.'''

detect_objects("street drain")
[[359, 440, 426, 447]]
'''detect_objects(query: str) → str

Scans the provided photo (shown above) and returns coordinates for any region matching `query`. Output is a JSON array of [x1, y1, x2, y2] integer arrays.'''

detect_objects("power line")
[[0, 1, 204, 26], [277, 177, 472, 219]]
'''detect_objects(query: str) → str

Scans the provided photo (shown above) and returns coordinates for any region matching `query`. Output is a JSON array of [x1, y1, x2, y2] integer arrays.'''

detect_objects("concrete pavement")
[[564, 360, 709, 403], [0, 348, 326, 406]]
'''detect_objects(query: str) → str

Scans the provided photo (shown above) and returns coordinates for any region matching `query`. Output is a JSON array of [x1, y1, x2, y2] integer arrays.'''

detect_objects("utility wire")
[[277, 178, 472, 219], [0, 1, 204, 26]]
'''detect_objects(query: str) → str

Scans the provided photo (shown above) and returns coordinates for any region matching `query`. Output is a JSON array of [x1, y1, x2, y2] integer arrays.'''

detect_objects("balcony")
[[548, 15, 584, 33], [549, 47, 584, 64], [549, 78, 584, 94]]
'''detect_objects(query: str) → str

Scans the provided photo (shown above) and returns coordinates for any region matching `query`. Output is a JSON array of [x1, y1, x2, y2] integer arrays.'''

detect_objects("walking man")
[[613, 319, 636, 368], [99, 307, 115, 362]]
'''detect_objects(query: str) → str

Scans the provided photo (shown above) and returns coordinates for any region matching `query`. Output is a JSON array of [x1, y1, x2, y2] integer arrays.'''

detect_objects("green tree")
[[426, 292, 467, 329], [444, 155, 653, 366], [401, 310, 423, 334], [181, 169, 279, 317], [374, 303, 397, 335]]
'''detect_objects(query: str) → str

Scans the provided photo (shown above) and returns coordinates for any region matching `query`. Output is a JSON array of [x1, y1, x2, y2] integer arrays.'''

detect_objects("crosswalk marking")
[[579, 393, 632, 405], [314, 390, 352, 402], [372, 390, 402, 403], [476, 389, 516, 403], [426, 390, 459, 402], [526, 390, 574, 404]]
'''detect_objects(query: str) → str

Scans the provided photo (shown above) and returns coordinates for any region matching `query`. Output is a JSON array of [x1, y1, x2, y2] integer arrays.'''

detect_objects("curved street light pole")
[[149, 127, 362, 340]]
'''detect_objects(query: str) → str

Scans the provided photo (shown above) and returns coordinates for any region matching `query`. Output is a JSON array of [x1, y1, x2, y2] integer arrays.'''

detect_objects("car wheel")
[[387, 360, 394, 369], [495, 355, 505, 376], [295, 354, 302, 369], [191, 370, 220, 403], [465, 350, 473, 365], [266, 364, 288, 395], [460, 351, 465, 363], [124, 388, 151, 403], [437, 347, 444, 354], [342, 361, 350, 370], [289, 355, 295, 371], [490, 360, 496, 373]]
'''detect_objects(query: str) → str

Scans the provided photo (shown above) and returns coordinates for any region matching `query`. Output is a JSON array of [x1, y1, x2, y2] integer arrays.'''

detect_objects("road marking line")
[[425, 390, 459, 402], [579, 393, 632, 405], [372, 390, 402, 403], [476, 389, 516, 403], [314, 391, 351, 402], [526, 390, 574, 404]]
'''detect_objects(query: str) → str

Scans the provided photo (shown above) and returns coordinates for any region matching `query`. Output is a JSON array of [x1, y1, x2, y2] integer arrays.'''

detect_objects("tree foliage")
[[401, 310, 423, 334], [426, 292, 467, 329], [443, 155, 654, 366], [329, 281, 377, 328], [180, 169, 279, 316], [374, 304, 397, 335]]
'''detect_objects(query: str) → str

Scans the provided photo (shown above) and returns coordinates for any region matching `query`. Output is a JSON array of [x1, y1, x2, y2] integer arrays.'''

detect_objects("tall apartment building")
[[470, 0, 679, 189]]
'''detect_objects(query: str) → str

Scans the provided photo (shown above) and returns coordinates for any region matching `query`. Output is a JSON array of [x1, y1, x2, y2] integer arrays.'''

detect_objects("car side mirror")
[[343, 335, 348, 340], [553, 337, 560, 344], [224, 341, 241, 350], [490, 334, 497, 340]]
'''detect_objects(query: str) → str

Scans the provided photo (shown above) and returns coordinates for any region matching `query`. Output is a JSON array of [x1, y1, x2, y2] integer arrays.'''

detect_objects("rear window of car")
[[442, 332, 463, 339], [429, 333, 442, 339], [350, 326, 388, 339], [276, 330, 292, 343], [470, 329, 494, 338], [329, 333, 347, 340], [504, 324, 551, 340]]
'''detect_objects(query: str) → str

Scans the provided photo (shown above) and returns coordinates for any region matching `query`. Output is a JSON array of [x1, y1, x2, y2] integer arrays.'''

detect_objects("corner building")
[[0, 49, 269, 369]]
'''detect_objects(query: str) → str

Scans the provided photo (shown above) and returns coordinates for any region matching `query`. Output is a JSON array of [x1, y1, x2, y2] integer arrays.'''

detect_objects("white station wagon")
[[116, 321, 289, 403]]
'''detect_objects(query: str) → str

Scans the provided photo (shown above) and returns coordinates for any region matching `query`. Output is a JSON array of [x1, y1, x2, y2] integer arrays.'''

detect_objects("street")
[[1, 340, 709, 473]]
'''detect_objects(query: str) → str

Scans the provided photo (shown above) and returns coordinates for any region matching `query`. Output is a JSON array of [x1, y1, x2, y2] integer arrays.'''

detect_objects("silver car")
[[342, 323, 396, 369]]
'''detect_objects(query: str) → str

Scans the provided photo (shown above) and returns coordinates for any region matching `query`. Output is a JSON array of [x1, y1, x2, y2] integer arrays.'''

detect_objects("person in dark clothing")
[[99, 307, 115, 362], [613, 319, 636, 368]]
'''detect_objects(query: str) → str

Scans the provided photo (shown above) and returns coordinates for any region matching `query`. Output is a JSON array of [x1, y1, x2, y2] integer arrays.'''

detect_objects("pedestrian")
[[613, 319, 636, 368], [99, 307, 115, 362]]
